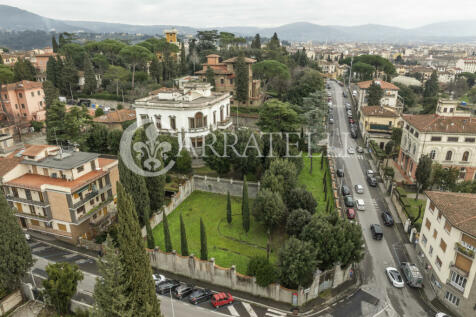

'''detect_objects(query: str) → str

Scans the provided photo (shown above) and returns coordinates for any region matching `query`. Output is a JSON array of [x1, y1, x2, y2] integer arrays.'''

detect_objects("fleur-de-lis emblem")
[[132, 123, 172, 171]]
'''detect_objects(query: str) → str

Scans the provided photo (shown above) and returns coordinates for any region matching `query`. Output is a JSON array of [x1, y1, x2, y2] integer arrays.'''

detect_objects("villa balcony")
[[455, 242, 475, 259], [217, 119, 232, 129]]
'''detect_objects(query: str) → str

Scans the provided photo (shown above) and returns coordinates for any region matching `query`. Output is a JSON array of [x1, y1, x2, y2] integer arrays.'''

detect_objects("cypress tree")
[[242, 177, 250, 232], [251, 33, 261, 49], [200, 218, 208, 261], [43, 80, 59, 108], [0, 191, 33, 293], [145, 210, 155, 250], [180, 41, 187, 75], [83, 54, 97, 95], [180, 214, 189, 256], [93, 236, 129, 317], [163, 210, 172, 252], [115, 182, 161, 316], [226, 191, 232, 224], [235, 53, 249, 104], [149, 57, 161, 83], [146, 174, 165, 213], [52, 35, 59, 53]]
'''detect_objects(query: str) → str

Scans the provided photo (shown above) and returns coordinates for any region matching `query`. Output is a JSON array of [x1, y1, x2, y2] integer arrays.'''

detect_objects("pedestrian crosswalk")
[[227, 305, 240, 316], [264, 308, 287, 317], [241, 302, 258, 317]]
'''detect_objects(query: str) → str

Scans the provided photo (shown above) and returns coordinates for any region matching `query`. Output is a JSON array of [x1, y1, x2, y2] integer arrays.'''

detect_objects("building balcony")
[[14, 211, 51, 222], [448, 279, 466, 293], [188, 127, 208, 133], [76, 197, 113, 224], [455, 242, 475, 259], [7, 195, 50, 208], [217, 119, 232, 129]]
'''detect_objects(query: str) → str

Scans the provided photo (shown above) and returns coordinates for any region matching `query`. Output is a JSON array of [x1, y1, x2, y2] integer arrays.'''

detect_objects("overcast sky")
[[3, 0, 476, 28]]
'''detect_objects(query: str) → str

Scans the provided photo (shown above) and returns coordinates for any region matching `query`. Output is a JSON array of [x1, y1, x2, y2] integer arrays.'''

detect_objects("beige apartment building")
[[419, 191, 476, 317], [358, 106, 402, 149], [0, 80, 46, 122], [1, 145, 119, 244]]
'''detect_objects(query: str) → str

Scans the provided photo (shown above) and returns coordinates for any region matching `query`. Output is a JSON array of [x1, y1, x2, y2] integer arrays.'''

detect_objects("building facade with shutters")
[[1, 145, 119, 244], [397, 101, 476, 182], [134, 81, 232, 149], [419, 191, 476, 317]]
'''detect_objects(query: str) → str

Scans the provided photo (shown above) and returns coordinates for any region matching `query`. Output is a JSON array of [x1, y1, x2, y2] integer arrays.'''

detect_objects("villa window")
[[429, 150, 436, 160], [447, 137, 458, 142], [220, 78, 224, 84], [445, 151, 453, 161], [459, 168, 466, 179], [445, 291, 460, 307], [195, 112, 204, 128], [431, 136, 442, 142], [155, 115, 161, 129], [213, 111, 216, 124], [462, 151, 469, 162], [170, 117, 176, 130], [31, 92, 34, 97], [189, 118, 195, 129]]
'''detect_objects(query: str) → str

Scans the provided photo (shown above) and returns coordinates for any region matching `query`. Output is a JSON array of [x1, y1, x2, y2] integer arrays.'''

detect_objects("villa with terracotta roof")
[[1, 145, 119, 244], [356, 80, 401, 110], [0, 80, 46, 123], [93, 109, 136, 130], [358, 106, 402, 149], [418, 191, 476, 317], [195, 54, 261, 106], [398, 100, 476, 182]]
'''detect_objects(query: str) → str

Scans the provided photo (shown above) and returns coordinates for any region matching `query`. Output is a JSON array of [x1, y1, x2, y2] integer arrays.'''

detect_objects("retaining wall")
[[0, 290, 22, 316]]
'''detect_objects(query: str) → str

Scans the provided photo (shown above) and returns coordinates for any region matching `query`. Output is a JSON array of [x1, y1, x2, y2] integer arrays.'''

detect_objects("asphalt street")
[[322, 81, 434, 317]]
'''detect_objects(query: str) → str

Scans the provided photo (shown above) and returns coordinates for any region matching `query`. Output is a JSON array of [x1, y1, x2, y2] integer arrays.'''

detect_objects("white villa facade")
[[134, 81, 232, 149]]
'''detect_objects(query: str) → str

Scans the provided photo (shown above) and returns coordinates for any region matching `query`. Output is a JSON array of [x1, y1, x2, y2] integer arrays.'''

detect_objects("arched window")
[[412, 144, 416, 155], [445, 150, 453, 161], [430, 150, 436, 160], [462, 151, 470, 162], [195, 112, 204, 128]]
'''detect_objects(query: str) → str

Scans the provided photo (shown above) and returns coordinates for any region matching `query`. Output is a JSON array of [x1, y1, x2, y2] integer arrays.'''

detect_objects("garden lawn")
[[298, 154, 333, 214], [152, 191, 283, 274], [401, 196, 427, 226]]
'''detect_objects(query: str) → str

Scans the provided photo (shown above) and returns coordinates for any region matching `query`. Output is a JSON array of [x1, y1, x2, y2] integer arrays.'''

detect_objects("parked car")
[[349, 118, 355, 125], [341, 185, 351, 196], [189, 288, 214, 305], [381, 211, 394, 226], [367, 176, 377, 187], [356, 199, 365, 211], [337, 168, 344, 177], [173, 283, 194, 299], [354, 184, 364, 194], [344, 196, 354, 207], [343, 92, 347, 98], [356, 146, 364, 153], [346, 208, 356, 219], [328, 102, 333, 107], [370, 224, 383, 240], [211, 292, 234, 308], [347, 113, 353, 119], [156, 280, 181, 295], [347, 146, 355, 154], [435, 313, 451, 317], [400, 262, 423, 288], [350, 129, 357, 138], [329, 117, 334, 124], [385, 267, 404, 288], [366, 170, 374, 177], [152, 274, 166, 285]]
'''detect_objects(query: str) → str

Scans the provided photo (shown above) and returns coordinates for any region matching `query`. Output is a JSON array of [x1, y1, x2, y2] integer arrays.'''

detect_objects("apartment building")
[[419, 191, 476, 317], [356, 80, 400, 110], [0, 80, 46, 122], [398, 100, 476, 182], [358, 106, 402, 149], [1, 145, 119, 244]]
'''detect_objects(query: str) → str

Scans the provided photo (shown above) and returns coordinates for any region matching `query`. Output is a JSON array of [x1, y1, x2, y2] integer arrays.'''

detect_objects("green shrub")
[[256, 262, 278, 287], [31, 120, 44, 132], [176, 149, 192, 174], [246, 256, 268, 276], [384, 167, 394, 177]]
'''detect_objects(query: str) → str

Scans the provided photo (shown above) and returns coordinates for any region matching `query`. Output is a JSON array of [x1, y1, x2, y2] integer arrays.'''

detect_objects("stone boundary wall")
[[0, 290, 22, 316], [148, 248, 352, 306], [142, 175, 260, 236]]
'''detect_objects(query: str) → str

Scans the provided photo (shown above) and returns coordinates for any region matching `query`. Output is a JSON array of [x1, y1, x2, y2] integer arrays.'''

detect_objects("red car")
[[211, 292, 234, 308], [347, 208, 356, 219], [349, 118, 354, 124]]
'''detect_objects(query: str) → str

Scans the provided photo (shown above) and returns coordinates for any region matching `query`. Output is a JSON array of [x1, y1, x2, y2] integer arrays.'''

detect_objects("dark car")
[[156, 280, 180, 295], [381, 211, 394, 226], [349, 118, 355, 124], [370, 224, 383, 240], [350, 129, 357, 139], [172, 283, 194, 299], [367, 176, 377, 187], [341, 185, 351, 196], [189, 288, 213, 305], [343, 92, 347, 98], [337, 168, 344, 177], [344, 196, 354, 207]]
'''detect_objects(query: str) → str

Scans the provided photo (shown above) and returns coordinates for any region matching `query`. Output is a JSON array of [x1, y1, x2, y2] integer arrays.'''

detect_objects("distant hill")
[[1, 4, 476, 43]]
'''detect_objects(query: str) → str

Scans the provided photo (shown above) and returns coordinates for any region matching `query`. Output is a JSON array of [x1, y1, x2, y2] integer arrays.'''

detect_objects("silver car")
[[354, 184, 364, 194], [356, 199, 365, 211], [347, 147, 355, 154]]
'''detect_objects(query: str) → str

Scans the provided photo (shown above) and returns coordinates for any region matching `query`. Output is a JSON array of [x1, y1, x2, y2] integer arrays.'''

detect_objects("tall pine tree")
[[180, 41, 187, 75], [0, 191, 33, 293], [115, 183, 161, 316], [251, 34, 261, 49], [52, 35, 59, 53], [46, 57, 58, 86], [235, 54, 249, 104], [200, 218, 208, 261], [92, 236, 129, 317], [242, 177, 250, 232], [43, 80, 59, 108], [180, 214, 189, 256], [163, 210, 172, 252], [149, 57, 161, 83], [227, 191, 232, 224]]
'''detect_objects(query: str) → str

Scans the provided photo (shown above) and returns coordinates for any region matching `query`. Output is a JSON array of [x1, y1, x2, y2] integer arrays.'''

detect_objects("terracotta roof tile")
[[222, 57, 256, 64], [361, 106, 399, 118], [0, 80, 43, 91], [93, 110, 136, 124], [0, 157, 22, 178], [425, 191, 476, 237], [357, 80, 399, 90], [21, 145, 57, 157], [402, 114, 476, 134]]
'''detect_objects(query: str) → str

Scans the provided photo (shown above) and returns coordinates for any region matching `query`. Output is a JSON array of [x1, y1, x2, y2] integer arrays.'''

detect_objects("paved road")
[[321, 81, 434, 317], [25, 240, 286, 317]]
